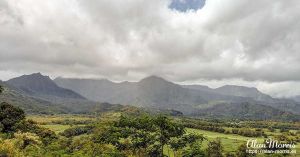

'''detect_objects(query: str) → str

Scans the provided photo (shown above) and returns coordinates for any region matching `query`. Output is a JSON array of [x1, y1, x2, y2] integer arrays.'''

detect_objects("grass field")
[[42, 124, 71, 133], [27, 114, 96, 124], [187, 128, 263, 152], [29, 114, 299, 156], [187, 128, 299, 156]]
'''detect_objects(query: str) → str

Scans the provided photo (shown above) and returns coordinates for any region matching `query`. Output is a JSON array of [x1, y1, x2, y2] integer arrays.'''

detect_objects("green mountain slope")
[[0, 81, 67, 114], [193, 102, 300, 121], [0, 81, 124, 114]]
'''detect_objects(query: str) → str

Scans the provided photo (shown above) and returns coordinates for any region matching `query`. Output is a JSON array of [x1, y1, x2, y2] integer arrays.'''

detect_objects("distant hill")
[[291, 95, 300, 103], [0, 81, 67, 114], [193, 102, 300, 121], [54, 77, 135, 104], [183, 84, 274, 103], [6, 73, 86, 102], [183, 84, 300, 115], [215, 85, 274, 102]]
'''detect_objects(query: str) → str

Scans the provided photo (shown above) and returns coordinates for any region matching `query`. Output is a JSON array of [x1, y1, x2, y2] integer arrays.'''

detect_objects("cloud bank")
[[0, 0, 300, 96]]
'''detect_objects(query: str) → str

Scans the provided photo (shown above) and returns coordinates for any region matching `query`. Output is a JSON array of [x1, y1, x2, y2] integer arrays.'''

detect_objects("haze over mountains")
[[291, 95, 300, 103], [54, 74, 300, 119], [182, 84, 275, 103], [1, 73, 123, 114], [1, 73, 300, 121]]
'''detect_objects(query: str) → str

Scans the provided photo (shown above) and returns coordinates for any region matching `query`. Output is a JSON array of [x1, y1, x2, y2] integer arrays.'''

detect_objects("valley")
[[1, 73, 300, 156]]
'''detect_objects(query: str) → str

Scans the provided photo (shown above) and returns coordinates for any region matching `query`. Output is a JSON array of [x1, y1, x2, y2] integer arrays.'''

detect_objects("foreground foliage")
[[93, 115, 205, 156]]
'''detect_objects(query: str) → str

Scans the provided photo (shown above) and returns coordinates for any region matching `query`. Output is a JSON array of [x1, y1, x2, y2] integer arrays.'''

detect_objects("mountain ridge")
[[0, 79, 126, 115], [6, 73, 86, 101], [54, 75, 300, 117]]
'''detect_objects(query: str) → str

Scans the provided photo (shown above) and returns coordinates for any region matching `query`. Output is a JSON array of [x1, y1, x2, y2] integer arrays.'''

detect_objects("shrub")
[[0, 138, 24, 157], [60, 125, 94, 138], [0, 102, 25, 133], [14, 119, 57, 145], [206, 139, 223, 157]]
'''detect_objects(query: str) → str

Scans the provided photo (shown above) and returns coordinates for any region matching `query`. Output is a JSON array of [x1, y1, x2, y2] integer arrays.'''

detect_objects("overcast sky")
[[0, 0, 300, 97]]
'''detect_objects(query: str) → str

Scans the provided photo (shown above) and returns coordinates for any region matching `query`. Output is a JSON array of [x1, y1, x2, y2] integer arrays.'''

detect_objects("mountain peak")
[[6, 73, 85, 100], [32, 72, 42, 76], [8, 73, 52, 85], [139, 75, 168, 83], [18, 73, 51, 81], [138, 75, 177, 88]]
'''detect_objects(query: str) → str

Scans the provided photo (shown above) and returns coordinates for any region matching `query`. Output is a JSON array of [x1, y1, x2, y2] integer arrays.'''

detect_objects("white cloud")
[[0, 0, 300, 96]]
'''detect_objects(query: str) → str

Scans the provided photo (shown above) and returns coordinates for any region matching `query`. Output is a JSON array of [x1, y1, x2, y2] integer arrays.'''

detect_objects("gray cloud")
[[0, 0, 300, 96]]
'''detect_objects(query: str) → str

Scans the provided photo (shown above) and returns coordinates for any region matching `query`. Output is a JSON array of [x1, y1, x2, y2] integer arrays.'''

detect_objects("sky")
[[0, 0, 300, 97]]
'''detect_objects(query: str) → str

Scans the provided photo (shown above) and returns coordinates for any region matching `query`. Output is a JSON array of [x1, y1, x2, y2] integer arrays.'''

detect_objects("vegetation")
[[60, 125, 94, 137], [0, 85, 3, 94], [206, 139, 223, 157], [0, 85, 299, 156], [0, 102, 25, 132], [1, 112, 299, 156], [91, 115, 204, 156]]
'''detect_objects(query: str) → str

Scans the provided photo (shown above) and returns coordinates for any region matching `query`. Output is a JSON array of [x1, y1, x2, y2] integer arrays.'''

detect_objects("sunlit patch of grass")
[[27, 114, 96, 124], [42, 124, 71, 133], [186, 128, 265, 152]]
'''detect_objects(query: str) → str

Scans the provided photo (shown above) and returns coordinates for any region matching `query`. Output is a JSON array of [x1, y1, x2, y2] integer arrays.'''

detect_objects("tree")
[[206, 139, 223, 157], [169, 137, 186, 156], [0, 85, 3, 94], [181, 135, 205, 157], [94, 115, 157, 156], [154, 115, 185, 156], [0, 102, 25, 132], [183, 143, 205, 157], [95, 115, 188, 157]]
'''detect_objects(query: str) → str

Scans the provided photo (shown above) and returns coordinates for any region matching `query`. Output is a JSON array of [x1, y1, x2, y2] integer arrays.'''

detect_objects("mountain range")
[[1, 73, 300, 121], [54, 75, 300, 120]]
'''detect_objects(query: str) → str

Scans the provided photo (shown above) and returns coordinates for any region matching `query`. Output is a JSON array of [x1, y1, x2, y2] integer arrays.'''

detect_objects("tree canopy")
[[93, 114, 205, 156], [0, 85, 3, 94], [0, 102, 25, 132]]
